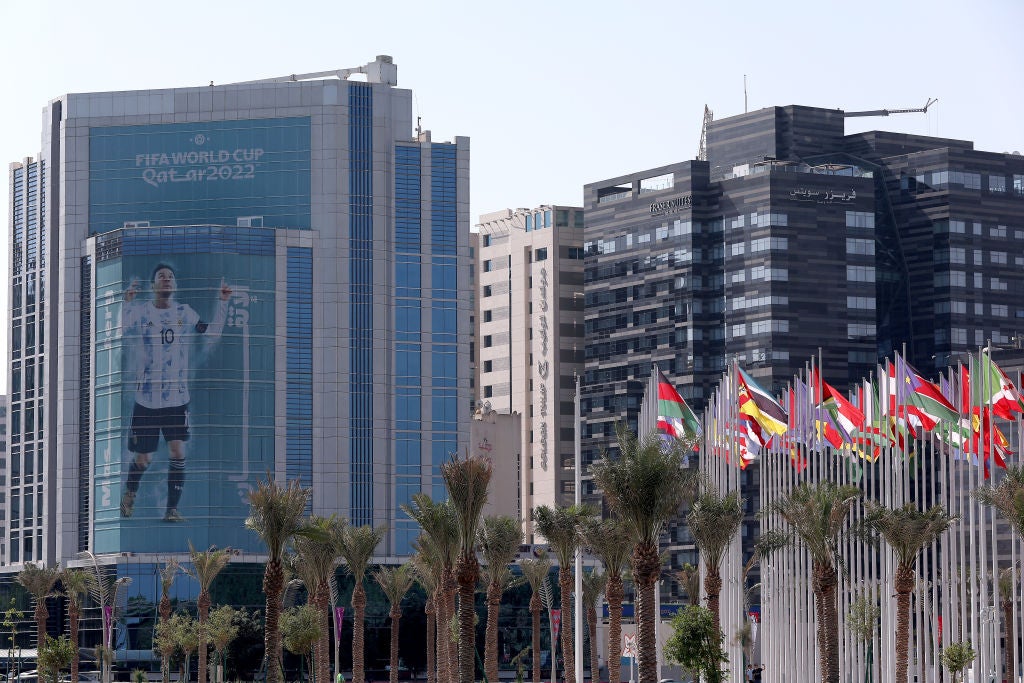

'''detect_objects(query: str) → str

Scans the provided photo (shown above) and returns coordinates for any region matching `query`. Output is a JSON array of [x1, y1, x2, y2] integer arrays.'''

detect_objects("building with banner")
[[7, 56, 470, 658]]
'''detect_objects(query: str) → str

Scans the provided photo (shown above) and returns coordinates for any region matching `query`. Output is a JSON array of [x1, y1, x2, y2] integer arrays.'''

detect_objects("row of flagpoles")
[[641, 348, 1024, 681]]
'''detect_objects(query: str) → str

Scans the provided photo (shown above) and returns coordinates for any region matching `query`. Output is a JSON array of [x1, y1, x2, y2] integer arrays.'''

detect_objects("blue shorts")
[[128, 403, 190, 454]]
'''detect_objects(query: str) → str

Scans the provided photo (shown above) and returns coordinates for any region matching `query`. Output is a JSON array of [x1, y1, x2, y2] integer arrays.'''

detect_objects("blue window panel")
[[396, 434, 422, 469], [395, 146, 422, 254], [396, 389, 422, 431], [396, 301, 422, 342], [396, 257, 422, 298], [286, 247, 313, 498], [430, 144, 457, 256], [349, 83, 374, 527], [432, 259, 457, 298], [431, 305, 456, 335], [396, 347, 421, 385], [431, 350, 457, 388]]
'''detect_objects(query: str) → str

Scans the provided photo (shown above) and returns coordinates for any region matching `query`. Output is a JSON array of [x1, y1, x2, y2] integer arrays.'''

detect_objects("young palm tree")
[[863, 502, 955, 683], [245, 476, 313, 683], [402, 495, 460, 683], [521, 553, 552, 683], [187, 542, 232, 683], [478, 515, 524, 683], [591, 426, 698, 683], [687, 484, 744, 636], [411, 544, 441, 683], [207, 605, 239, 683], [157, 559, 181, 683], [339, 523, 386, 683], [16, 563, 61, 648], [581, 569, 607, 683], [768, 481, 861, 683], [59, 568, 95, 683], [676, 564, 700, 606], [374, 564, 415, 683], [280, 604, 322, 682], [583, 518, 633, 683], [975, 465, 1024, 683], [293, 515, 346, 683], [533, 504, 594, 683], [440, 453, 493, 683]]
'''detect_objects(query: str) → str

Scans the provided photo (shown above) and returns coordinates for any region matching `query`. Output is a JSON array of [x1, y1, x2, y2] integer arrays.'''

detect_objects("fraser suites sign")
[[650, 195, 692, 216], [536, 266, 552, 471]]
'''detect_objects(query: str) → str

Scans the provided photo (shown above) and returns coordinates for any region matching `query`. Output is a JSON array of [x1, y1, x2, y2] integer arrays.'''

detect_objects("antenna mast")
[[844, 97, 938, 118], [697, 105, 713, 162]]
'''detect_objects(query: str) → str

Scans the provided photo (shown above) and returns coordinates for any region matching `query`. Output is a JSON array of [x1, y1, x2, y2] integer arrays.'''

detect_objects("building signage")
[[536, 266, 551, 471], [135, 146, 266, 188], [650, 195, 692, 215], [789, 188, 857, 203]]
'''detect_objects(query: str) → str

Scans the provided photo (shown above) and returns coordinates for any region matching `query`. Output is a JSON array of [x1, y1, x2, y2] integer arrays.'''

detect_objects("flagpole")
[[574, 373, 583, 683]]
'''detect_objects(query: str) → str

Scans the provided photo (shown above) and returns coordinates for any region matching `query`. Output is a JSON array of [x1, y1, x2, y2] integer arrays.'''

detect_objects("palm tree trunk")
[[353, 582, 367, 683], [704, 568, 723, 643], [425, 598, 437, 683], [315, 583, 331, 683], [529, 595, 541, 683], [70, 603, 81, 683], [558, 566, 576, 683], [34, 602, 47, 648], [434, 584, 450, 683], [587, 606, 599, 683], [632, 542, 659, 683], [812, 562, 840, 683], [390, 605, 402, 683], [443, 567, 459, 683], [160, 595, 172, 683], [893, 564, 914, 683], [1004, 598, 1015, 683], [264, 558, 285, 683], [199, 591, 210, 683], [455, 554, 479, 683], [606, 576, 624, 683], [485, 581, 501, 683]]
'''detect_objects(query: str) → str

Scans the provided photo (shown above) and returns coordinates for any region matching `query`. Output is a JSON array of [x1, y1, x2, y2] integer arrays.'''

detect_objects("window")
[[991, 277, 1008, 291], [730, 272, 746, 283], [483, 335, 493, 348], [568, 247, 584, 259], [535, 247, 548, 262], [992, 251, 1008, 265], [1015, 175, 1024, 195], [993, 304, 1009, 317], [555, 210, 569, 227], [846, 211, 874, 229], [847, 296, 876, 309], [951, 328, 967, 345], [991, 225, 1007, 238], [949, 247, 965, 264], [483, 360, 493, 373], [482, 260, 492, 273], [848, 323, 876, 338], [949, 219, 966, 234], [483, 310, 492, 322], [483, 285, 492, 297], [484, 386, 493, 398], [846, 238, 875, 255], [847, 265, 875, 282], [935, 300, 966, 315], [730, 242, 745, 256], [750, 237, 788, 252], [989, 175, 1006, 193]]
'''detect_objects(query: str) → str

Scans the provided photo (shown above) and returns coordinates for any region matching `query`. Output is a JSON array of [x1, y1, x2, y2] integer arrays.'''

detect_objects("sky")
[[1, 0, 1022, 381]]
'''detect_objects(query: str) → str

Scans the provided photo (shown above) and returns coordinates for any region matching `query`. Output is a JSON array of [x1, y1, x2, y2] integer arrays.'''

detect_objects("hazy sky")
[[1, 0, 1022, 379]]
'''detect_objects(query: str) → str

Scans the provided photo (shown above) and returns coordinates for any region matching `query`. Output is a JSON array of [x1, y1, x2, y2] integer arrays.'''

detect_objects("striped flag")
[[655, 369, 703, 443], [737, 366, 789, 436]]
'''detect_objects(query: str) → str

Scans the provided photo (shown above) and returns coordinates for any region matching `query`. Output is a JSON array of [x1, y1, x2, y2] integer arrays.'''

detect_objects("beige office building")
[[476, 206, 584, 541]]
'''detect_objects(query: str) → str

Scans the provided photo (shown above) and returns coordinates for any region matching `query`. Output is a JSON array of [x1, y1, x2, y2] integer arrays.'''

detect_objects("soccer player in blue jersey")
[[119, 263, 231, 522]]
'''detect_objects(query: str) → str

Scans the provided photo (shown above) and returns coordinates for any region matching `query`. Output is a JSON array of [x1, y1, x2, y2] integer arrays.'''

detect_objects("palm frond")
[[16, 563, 62, 602], [245, 475, 312, 561], [441, 452, 493, 557], [520, 553, 552, 595], [339, 523, 386, 581], [973, 465, 1024, 536], [532, 504, 595, 569], [187, 542, 233, 592], [373, 564, 415, 607], [479, 515, 523, 573], [402, 494, 460, 567], [863, 502, 956, 569], [688, 486, 745, 574], [581, 569, 607, 609], [292, 515, 346, 596], [581, 517, 634, 578], [767, 481, 861, 568]]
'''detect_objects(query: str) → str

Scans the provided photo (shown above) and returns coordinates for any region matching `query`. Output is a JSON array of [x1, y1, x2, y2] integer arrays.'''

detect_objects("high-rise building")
[[582, 104, 1024, 586], [475, 206, 585, 539], [6, 57, 471, 595]]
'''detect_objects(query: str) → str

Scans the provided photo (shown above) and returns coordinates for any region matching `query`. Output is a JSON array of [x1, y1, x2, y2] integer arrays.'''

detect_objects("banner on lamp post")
[[551, 609, 561, 642], [334, 607, 345, 641], [103, 605, 114, 648]]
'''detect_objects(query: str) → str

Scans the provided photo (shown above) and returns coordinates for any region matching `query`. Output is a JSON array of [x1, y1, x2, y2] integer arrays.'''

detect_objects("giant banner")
[[89, 117, 311, 233], [92, 229, 276, 552]]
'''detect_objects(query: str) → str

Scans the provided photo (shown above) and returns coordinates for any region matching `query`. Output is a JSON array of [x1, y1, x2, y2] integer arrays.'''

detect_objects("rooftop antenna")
[[744, 74, 748, 113], [843, 97, 938, 118], [697, 105, 713, 162], [416, 115, 422, 138]]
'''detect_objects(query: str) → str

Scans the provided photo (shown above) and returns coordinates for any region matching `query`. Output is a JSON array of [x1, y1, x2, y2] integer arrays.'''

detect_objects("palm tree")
[[339, 523, 386, 683], [16, 563, 61, 649], [157, 559, 181, 683], [533, 504, 594, 683], [591, 426, 698, 683], [676, 564, 700, 606], [59, 568, 95, 683], [440, 453, 493, 683], [187, 543, 232, 683], [583, 519, 633, 683], [245, 476, 313, 683], [521, 553, 552, 683], [281, 604, 323, 682], [411, 541, 441, 683], [478, 515, 524, 683], [863, 502, 955, 683], [687, 484, 744, 637], [374, 564, 415, 683], [581, 570, 607, 683], [293, 515, 346, 683], [207, 605, 239, 683], [767, 481, 861, 683], [974, 465, 1024, 683], [403, 495, 459, 683]]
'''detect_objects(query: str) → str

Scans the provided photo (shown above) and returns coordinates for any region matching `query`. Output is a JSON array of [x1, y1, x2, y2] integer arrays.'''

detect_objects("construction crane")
[[219, 55, 398, 87], [697, 105, 713, 161], [843, 97, 938, 118]]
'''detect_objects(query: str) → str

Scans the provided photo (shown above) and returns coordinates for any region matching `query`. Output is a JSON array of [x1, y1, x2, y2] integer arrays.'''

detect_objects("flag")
[[891, 355, 960, 429], [737, 366, 789, 436], [809, 369, 865, 442], [655, 369, 703, 443], [970, 353, 1024, 420]]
